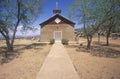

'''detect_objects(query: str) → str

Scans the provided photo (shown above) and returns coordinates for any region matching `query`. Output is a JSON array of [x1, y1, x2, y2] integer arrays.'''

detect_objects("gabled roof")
[[40, 14, 75, 26]]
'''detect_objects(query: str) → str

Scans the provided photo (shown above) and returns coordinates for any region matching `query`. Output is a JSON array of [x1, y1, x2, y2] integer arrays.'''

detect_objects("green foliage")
[[68, 0, 120, 31], [112, 26, 120, 33], [61, 39, 69, 45], [0, 0, 44, 30], [68, 0, 120, 47], [49, 39, 55, 45], [0, 0, 44, 52]]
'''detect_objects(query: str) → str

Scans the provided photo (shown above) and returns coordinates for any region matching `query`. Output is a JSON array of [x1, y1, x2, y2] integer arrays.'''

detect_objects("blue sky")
[[1, 0, 82, 37], [19, 0, 81, 36], [34, 0, 75, 27]]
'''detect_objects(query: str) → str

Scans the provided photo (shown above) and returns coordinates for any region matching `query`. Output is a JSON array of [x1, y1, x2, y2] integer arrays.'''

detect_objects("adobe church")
[[39, 5, 75, 42]]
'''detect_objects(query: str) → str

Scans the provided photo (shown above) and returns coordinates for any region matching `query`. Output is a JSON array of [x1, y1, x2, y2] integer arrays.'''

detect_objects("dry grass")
[[66, 38, 120, 79], [0, 39, 51, 79]]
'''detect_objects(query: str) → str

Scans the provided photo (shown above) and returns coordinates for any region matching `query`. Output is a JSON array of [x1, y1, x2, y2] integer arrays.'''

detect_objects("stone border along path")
[[36, 42, 80, 79]]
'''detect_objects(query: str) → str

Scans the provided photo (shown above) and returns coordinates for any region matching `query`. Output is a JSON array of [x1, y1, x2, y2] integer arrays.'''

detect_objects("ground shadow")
[[90, 46, 120, 58], [0, 43, 47, 64], [66, 44, 120, 58], [76, 45, 120, 58], [93, 41, 120, 47], [14, 43, 46, 52], [66, 45, 79, 48]]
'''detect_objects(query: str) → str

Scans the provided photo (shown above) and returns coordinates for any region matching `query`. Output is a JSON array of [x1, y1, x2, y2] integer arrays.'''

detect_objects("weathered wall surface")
[[40, 24, 75, 42]]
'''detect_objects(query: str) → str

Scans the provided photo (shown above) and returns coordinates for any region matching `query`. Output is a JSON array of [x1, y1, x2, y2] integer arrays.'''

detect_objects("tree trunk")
[[11, 0, 21, 50], [11, 21, 20, 48], [106, 25, 113, 46], [82, 9, 92, 50], [6, 40, 13, 52], [106, 34, 109, 46], [5, 37, 13, 58], [98, 33, 100, 44], [87, 35, 92, 49], [0, 26, 14, 58]]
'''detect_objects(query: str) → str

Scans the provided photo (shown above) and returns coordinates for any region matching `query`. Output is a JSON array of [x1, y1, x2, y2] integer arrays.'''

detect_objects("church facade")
[[39, 8, 75, 42]]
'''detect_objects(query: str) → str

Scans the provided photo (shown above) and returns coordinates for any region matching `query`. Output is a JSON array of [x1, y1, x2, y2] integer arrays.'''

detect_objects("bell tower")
[[53, 2, 61, 14]]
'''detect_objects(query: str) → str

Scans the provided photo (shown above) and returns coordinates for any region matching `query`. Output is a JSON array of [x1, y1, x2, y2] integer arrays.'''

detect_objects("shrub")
[[80, 43, 83, 46], [61, 39, 69, 45], [49, 39, 55, 45]]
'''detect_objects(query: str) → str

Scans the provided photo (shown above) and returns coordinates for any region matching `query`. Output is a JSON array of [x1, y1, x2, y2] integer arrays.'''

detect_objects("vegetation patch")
[[49, 39, 55, 45], [61, 39, 69, 45]]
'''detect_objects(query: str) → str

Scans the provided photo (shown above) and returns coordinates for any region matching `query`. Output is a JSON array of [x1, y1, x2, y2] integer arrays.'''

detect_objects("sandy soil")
[[0, 38, 120, 79], [66, 38, 120, 79], [0, 39, 51, 79]]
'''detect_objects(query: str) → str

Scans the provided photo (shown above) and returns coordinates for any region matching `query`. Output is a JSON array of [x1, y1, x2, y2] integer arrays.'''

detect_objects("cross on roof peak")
[[56, 1, 58, 8], [53, 1, 61, 14]]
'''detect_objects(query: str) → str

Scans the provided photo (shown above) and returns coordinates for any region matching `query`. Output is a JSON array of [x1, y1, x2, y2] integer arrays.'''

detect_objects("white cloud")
[[16, 25, 40, 37]]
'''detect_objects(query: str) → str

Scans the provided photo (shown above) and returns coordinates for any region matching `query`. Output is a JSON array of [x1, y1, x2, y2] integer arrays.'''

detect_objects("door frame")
[[54, 31, 62, 40]]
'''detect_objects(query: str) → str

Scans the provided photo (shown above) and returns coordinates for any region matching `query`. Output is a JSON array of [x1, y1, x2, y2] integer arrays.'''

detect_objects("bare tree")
[[68, 0, 120, 49], [0, 0, 44, 57]]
